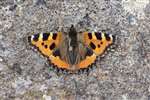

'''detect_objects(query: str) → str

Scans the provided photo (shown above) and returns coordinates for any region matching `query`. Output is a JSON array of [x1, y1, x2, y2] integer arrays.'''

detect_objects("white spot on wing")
[[31, 35, 34, 41]]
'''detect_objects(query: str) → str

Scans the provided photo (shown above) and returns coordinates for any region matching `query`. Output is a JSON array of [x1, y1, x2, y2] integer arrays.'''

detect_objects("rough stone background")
[[0, 0, 150, 100]]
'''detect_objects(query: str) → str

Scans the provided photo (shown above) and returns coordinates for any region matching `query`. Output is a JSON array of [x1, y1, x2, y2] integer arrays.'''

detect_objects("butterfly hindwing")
[[50, 49, 70, 70], [77, 47, 97, 69]]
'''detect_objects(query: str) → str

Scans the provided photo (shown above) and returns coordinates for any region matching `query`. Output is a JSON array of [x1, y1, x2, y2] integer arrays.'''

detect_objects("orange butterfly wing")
[[77, 32, 115, 69], [28, 32, 70, 70]]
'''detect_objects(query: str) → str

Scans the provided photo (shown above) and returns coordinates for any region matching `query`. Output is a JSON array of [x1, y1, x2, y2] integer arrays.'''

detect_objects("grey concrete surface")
[[0, 0, 150, 100]]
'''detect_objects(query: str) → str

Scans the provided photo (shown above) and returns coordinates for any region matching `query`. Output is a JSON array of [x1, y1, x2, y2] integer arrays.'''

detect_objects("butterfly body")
[[28, 25, 115, 73]]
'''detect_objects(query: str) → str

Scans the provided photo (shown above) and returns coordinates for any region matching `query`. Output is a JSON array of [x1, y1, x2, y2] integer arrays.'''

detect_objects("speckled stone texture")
[[0, 0, 150, 100]]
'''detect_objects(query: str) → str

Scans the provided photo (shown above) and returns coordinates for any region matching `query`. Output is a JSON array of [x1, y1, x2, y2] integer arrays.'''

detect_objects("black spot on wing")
[[49, 43, 56, 50], [85, 47, 93, 56], [104, 33, 111, 41], [43, 33, 50, 41], [95, 32, 102, 40], [41, 42, 44, 45], [88, 33, 92, 39], [33, 34, 39, 42], [89, 42, 96, 50], [53, 49, 61, 57], [52, 33, 57, 40], [44, 45, 48, 48]]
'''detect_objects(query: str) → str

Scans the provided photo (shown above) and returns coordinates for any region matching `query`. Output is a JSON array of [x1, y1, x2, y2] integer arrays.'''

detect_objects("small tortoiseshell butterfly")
[[28, 25, 115, 74]]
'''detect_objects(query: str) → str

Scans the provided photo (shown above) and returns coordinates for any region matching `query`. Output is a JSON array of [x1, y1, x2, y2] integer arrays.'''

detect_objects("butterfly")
[[28, 25, 115, 74]]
